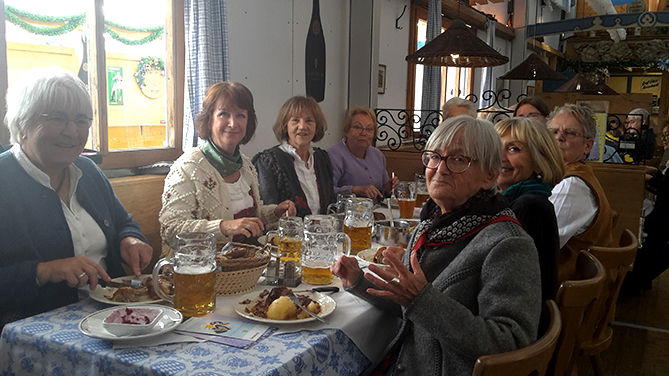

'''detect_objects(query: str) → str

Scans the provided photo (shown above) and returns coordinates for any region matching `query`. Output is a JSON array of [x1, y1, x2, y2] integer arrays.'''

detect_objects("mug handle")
[[337, 233, 351, 257], [326, 202, 338, 215], [152, 258, 175, 304]]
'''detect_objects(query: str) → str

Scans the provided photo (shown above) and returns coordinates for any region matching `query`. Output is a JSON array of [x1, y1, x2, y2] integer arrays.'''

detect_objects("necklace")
[[54, 169, 67, 193]]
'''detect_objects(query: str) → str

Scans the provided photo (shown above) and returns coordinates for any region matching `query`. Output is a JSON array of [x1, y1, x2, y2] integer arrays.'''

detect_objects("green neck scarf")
[[201, 139, 243, 177], [502, 178, 552, 202]]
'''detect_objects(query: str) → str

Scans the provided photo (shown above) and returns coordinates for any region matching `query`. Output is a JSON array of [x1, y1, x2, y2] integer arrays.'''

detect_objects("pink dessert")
[[104, 307, 160, 325]]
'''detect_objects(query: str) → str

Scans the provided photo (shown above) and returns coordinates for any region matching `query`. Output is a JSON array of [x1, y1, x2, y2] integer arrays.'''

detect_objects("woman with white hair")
[[441, 97, 477, 119], [548, 104, 614, 281], [331, 115, 541, 375], [0, 67, 152, 328]]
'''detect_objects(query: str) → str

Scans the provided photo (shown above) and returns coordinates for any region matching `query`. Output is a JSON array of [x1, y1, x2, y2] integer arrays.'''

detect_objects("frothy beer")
[[174, 265, 216, 317], [279, 237, 303, 266], [344, 225, 372, 255], [303, 261, 334, 285]]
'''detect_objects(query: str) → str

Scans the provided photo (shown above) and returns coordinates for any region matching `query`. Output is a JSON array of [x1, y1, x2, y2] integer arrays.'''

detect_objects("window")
[[407, 5, 473, 112], [0, 0, 184, 169]]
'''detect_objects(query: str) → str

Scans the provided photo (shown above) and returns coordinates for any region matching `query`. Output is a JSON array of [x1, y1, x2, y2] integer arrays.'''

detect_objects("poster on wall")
[[107, 67, 124, 105]]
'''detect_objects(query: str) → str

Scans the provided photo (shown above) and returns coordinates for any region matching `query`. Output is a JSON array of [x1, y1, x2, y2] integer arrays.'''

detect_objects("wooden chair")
[[472, 300, 562, 376], [547, 251, 606, 376], [579, 229, 639, 376]]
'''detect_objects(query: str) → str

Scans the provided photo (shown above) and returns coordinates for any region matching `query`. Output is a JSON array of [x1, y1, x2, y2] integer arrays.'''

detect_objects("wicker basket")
[[214, 242, 269, 295]]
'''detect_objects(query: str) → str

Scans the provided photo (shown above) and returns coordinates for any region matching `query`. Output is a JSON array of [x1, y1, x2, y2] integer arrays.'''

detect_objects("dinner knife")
[[288, 295, 327, 324], [99, 280, 143, 289], [291, 286, 339, 294]]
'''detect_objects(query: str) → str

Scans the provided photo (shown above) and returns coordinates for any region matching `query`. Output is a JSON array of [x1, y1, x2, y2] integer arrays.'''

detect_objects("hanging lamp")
[[405, 19, 508, 68], [554, 73, 600, 93], [500, 53, 567, 80]]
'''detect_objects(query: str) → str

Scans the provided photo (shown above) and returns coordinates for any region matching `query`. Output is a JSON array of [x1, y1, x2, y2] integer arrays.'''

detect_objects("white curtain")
[[420, 0, 441, 112], [183, 0, 230, 149], [479, 19, 496, 109]]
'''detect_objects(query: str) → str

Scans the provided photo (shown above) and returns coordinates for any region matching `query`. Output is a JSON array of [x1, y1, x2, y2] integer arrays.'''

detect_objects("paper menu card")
[[175, 314, 275, 349]]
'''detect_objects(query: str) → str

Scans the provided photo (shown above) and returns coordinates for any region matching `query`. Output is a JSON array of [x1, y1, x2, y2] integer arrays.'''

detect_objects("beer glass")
[[414, 173, 429, 208], [153, 232, 216, 317], [396, 181, 416, 219], [302, 215, 351, 285], [327, 193, 355, 232], [277, 216, 303, 267], [344, 197, 374, 255]]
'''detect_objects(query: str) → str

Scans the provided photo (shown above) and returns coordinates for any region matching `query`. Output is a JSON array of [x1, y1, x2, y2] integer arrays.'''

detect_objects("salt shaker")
[[283, 261, 301, 287]]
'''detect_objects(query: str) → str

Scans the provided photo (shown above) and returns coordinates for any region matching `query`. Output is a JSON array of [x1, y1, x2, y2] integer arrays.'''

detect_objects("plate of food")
[[79, 305, 182, 341], [235, 286, 336, 324], [355, 246, 405, 268], [89, 274, 172, 305]]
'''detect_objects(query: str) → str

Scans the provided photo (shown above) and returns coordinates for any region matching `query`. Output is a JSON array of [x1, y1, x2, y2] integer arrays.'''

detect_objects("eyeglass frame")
[[549, 128, 587, 140], [421, 150, 473, 174], [350, 124, 375, 134], [40, 113, 93, 130]]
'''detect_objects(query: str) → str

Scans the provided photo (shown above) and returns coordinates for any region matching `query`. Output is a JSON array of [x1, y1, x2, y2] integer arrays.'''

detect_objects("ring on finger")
[[77, 272, 87, 279], [388, 277, 400, 286]]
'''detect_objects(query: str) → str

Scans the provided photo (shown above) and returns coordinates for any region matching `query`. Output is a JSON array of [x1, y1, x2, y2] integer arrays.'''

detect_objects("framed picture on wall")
[[378, 64, 386, 94]]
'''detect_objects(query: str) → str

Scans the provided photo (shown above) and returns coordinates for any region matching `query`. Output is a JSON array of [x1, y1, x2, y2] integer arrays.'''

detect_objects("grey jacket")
[[348, 219, 542, 376]]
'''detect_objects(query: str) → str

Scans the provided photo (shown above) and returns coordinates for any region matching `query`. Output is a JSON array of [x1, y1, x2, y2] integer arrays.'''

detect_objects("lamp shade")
[[500, 53, 567, 80], [595, 82, 619, 95], [405, 20, 509, 68], [554, 73, 600, 93]]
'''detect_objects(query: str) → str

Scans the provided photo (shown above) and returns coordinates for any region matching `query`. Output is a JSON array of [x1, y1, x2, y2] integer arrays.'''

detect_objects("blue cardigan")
[[0, 151, 146, 326]]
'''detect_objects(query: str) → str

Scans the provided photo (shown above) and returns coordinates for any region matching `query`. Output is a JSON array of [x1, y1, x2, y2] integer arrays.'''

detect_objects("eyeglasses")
[[40, 113, 93, 130], [421, 150, 473, 173], [351, 125, 375, 133], [549, 128, 585, 139], [520, 112, 544, 120]]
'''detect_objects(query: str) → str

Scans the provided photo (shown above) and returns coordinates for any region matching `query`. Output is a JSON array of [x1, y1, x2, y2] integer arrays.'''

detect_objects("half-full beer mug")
[[302, 215, 351, 285], [344, 197, 374, 255], [153, 232, 216, 317]]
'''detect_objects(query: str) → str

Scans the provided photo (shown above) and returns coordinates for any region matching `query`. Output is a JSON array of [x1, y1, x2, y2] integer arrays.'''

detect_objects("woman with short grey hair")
[[441, 97, 477, 118], [0, 67, 152, 329], [331, 115, 541, 375]]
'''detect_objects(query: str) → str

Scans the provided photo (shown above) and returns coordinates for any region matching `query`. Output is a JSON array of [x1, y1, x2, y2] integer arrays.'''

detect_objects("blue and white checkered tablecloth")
[[0, 300, 372, 376]]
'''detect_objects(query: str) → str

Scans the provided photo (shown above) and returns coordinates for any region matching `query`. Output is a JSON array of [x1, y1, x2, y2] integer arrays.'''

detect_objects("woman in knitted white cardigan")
[[159, 82, 295, 252]]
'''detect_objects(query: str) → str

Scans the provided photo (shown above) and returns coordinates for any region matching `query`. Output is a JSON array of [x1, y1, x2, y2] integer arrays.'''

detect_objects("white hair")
[[441, 97, 477, 118], [5, 67, 92, 144], [425, 115, 502, 175]]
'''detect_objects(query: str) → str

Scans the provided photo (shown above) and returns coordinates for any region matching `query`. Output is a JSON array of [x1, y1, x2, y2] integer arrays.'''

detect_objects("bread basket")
[[214, 242, 269, 296]]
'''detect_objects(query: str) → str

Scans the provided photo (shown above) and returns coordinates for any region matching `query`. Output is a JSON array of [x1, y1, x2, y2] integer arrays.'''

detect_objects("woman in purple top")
[[327, 106, 398, 199]]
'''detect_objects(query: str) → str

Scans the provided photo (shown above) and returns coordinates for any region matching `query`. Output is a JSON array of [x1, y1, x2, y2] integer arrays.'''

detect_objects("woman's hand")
[[120, 237, 153, 276], [352, 185, 383, 199], [365, 248, 427, 307], [220, 217, 265, 238], [331, 255, 363, 288], [36, 256, 110, 290], [384, 176, 399, 196], [274, 200, 297, 217]]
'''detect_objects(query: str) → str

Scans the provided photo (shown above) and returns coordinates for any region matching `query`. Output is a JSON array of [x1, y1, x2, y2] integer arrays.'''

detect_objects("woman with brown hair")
[[159, 82, 295, 250], [253, 96, 335, 218]]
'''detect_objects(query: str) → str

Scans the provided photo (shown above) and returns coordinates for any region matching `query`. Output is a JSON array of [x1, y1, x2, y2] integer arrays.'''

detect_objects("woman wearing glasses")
[[0, 67, 152, 328], [331, 115, 541, 375], [327, 106, 398, 199], [548, 104, 614, 281], [513, 97, 551, 124]]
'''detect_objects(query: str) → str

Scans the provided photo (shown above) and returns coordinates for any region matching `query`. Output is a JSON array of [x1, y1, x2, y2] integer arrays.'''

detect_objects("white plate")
[[89, 274, 163, 305], [235, 290, 336, 324], [79, 305, 182, 341], [355, 248, 386, 268]]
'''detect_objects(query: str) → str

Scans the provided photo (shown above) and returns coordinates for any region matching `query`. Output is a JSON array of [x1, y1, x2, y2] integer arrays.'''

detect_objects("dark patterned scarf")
[[502, 178, 552, 202], [412, 189, 518, 256]]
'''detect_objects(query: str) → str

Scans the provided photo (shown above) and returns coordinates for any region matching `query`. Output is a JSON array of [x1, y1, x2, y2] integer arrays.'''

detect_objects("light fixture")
[[554, 73, 600, 93], [500, 53, 567, 80], [405, 20, 509, 68]]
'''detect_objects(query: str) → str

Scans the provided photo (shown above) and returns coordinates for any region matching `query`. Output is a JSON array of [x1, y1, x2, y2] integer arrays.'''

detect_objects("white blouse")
[[279, 142, 320, 215], [549, 176, 598, 248], [226, 171, 255, 215]]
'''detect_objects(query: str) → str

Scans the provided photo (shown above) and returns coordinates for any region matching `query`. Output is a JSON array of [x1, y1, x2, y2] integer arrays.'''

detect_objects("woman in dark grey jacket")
[[331, 116, 542, 375]]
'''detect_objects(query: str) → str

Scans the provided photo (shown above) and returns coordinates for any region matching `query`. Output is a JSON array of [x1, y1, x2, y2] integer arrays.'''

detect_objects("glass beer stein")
[[276, 216, 304, 267], [153, 232, 217, 317], [414, 173, 429, 208], [344, 197, 374, 255], [396, 181, 416, 219], [302, 215, 351, 285], [327, 193, 355, 232]]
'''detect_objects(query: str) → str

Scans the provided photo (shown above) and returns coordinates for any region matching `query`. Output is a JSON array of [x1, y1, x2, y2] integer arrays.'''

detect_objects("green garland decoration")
[[5, 4, 163, 46], [134, 56, 165, 90], [561, 58, 660, 72]]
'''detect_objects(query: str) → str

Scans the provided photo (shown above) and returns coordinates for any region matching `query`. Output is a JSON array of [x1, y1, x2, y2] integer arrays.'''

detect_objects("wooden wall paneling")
[[110, 174, 166, 275], [382, 150, 424, 182]]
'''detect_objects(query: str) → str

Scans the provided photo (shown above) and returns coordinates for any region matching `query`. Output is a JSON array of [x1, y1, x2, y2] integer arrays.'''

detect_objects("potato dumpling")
[[296, 301, 321, 319], [266, 296, 297, 320]]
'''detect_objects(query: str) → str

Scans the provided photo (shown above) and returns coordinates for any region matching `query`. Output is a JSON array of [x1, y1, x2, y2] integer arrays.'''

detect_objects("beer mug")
[[327, 193, 356, 232], [277, 216, 304, 267], [396, 181, 416, 219], [153, 232, 217, 317], [414, 173, 429, 208], [344, 197, 374, 255], [302, 215, 351, 285]]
